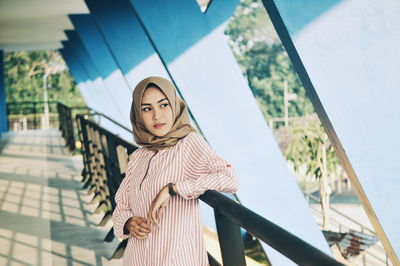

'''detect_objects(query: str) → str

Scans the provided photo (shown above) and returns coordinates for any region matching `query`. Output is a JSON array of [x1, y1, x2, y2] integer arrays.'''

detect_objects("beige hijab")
[[130, 76, 197, 151]]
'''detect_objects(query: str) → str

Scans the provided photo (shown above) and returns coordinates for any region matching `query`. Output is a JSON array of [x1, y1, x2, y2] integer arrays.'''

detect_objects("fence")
[[71, 111, 343, 266]]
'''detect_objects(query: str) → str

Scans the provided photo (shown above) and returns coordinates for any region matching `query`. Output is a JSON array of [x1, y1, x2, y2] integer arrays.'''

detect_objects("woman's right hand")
[[124, 216, 151, 239]]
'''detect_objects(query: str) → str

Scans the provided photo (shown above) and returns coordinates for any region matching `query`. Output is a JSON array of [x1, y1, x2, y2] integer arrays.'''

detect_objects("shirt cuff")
[[175, 180, 195, 200], [115, 214, 133, 240]]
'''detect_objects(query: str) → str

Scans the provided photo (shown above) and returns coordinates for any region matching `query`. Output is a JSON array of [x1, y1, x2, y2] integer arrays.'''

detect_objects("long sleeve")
[[175, 133, 239, 200], [112, 153, 136, 239]]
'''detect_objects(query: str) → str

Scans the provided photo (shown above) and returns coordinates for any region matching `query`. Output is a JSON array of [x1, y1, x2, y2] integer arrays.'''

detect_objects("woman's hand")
[[124, 216, 151, 240], [147, 185, 170, 228]]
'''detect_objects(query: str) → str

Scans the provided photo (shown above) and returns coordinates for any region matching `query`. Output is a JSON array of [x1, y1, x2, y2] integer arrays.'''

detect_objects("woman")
[[112, 76, 239, 266]]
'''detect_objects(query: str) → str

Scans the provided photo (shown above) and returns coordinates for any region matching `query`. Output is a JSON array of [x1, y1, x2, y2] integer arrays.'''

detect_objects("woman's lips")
[[154, 123, 166, 129]]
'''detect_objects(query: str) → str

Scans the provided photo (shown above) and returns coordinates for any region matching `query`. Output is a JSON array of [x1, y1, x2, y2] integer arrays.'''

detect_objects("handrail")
[[74, 113, 344, 266], [8, 101, 132, 145], [308, 194, 390, 265], [310, 205, 389, 265], [308, 194, 375, 234], [91, 112, 133, 134], [200, 190, 342, 265]]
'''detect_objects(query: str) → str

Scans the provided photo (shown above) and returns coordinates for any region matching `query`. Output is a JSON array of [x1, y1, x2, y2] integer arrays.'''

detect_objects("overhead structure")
[[0, 0, 398, 265]]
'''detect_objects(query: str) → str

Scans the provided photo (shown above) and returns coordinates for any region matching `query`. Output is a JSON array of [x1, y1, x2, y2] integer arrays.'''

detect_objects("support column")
[[0, 50, 7, 137]]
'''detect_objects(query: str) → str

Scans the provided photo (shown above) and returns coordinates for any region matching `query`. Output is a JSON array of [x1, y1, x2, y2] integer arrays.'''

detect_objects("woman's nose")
[[153, 109, 162, 120]]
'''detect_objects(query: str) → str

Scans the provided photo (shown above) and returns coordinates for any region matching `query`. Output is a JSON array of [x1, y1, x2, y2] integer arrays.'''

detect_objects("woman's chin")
[[151, 128, 169, 137]]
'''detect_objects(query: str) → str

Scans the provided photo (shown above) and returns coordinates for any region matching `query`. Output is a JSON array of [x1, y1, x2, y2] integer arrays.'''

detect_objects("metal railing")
[[308, 194, 391, 265], [57, 103, 94, 152], [7, 101, 62, 130], [57, 103, 76, 151], [6, 101, 91, 153], [73, 112, 343, 266]]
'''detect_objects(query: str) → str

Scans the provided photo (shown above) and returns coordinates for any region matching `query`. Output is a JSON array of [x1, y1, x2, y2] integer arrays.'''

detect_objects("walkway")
[[0, 130, 122, 266]]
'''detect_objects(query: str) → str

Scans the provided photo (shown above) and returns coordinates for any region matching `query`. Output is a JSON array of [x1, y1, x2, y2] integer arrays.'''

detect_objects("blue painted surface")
[[69, 14, 118, 78], [130, 0, 239, 64], [271, 0, 342, 35], [116, 0, 332, 264], [64, 31, 125, 123], [83, 0, 152, 74], [59, 47, 95, 109], [60, 42, 104, 115], [0, 50, 7, 137], [74, 0, 335, 263], [69, 14, 132, 126], [272, 0, 400, 258], [60, 43, 134, 141], [83, 0, 169, 87]]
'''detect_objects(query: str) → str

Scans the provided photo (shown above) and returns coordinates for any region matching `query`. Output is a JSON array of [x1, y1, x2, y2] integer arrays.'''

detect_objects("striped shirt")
[[112, 132, 239, 266]]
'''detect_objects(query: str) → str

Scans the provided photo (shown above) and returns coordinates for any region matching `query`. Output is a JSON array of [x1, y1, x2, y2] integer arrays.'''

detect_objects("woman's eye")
[[142, 107, 151, 112], [161, 103, 169, 108]]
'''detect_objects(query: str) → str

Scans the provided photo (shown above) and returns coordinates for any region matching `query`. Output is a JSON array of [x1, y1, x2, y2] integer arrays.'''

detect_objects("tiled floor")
[[0, 130, 122, 266]]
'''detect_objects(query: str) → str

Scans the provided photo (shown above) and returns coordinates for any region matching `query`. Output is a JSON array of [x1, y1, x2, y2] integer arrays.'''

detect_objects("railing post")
[[214, 209, 246, 266], [57, 103, 76, 152], [33, 102, 37, 129], [77, 115, 93, 188], [68, 106, 75, 151]]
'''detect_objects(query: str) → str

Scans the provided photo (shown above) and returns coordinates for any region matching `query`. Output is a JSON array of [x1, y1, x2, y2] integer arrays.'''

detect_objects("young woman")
[[112, 76, 239, 266]]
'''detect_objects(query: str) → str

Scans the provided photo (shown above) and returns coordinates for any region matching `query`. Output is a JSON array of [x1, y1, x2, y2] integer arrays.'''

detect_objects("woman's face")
[[141, 86, 174, 137]]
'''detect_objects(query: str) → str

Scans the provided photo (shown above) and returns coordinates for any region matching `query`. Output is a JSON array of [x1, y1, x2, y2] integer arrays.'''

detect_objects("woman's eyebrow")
[[141, 97, 168, 106]]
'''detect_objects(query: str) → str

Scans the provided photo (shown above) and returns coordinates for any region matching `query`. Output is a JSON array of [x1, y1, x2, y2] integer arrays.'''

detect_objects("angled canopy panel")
[[83, 0, 170, 88], [116, 0, 331, 264], [69, 14, 132, 127], [265, 0, 400, 263]]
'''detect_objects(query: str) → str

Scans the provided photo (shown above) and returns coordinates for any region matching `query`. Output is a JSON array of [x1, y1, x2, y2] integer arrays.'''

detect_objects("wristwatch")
[[167, 183, 177, 197]]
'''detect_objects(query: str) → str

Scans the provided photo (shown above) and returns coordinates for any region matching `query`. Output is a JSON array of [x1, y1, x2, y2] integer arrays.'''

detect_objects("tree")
[[224, 0, 314, 125], [283, 115, 341, 229], [5, 50, 86, 113]]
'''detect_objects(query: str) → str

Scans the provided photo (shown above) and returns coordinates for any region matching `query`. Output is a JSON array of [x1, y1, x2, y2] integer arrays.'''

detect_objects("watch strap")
[[167, 183, 177, 196]]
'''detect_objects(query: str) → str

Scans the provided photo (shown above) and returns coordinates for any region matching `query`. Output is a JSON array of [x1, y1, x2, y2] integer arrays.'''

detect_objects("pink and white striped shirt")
[[112, 132, 239, 266]]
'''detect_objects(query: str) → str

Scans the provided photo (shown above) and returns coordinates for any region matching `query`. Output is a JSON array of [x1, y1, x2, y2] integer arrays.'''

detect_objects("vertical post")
[[116, 145, 128, 173], [77, 115, 93, 187], [214, 209, 246, 266], [43, 70, 50, 130], [33, 102, 37, 129], [284, 79, 289, 127], [0, 50, 7, 137]]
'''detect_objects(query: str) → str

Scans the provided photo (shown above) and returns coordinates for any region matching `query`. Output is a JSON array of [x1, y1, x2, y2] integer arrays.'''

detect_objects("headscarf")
[[130, 76, 197, 151]]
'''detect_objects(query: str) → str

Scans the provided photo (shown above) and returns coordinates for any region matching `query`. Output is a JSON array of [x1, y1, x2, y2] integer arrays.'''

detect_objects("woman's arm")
[[112, 154, 135, 239], [175, 133, 239, 199]]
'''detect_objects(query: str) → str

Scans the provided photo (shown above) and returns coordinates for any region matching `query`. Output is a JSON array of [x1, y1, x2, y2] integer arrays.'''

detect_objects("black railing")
[[56, 103, 93, 153], [201, 191, 342, 266], [57, 103, 76, 151], [6, 101, 91, 153], [74, 113, 344, 266]]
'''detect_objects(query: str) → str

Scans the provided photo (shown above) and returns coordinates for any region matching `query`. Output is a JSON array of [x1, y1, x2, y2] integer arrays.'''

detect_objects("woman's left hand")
[[147, 185, 170, 228]]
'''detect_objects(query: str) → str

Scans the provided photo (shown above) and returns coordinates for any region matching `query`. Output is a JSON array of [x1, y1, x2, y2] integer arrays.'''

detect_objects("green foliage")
[[224, 0, 314, 122], [5, 50, 86, 111], [283, 116, 340, 181]]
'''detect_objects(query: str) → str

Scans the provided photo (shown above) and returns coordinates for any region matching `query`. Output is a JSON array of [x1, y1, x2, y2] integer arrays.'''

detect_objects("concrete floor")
[[0, 130, 122, 266]]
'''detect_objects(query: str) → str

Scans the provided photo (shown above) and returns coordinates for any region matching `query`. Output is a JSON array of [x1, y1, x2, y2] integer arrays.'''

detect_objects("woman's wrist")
[[172, 184, 179, 195], [165, 183, 180, 197]]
